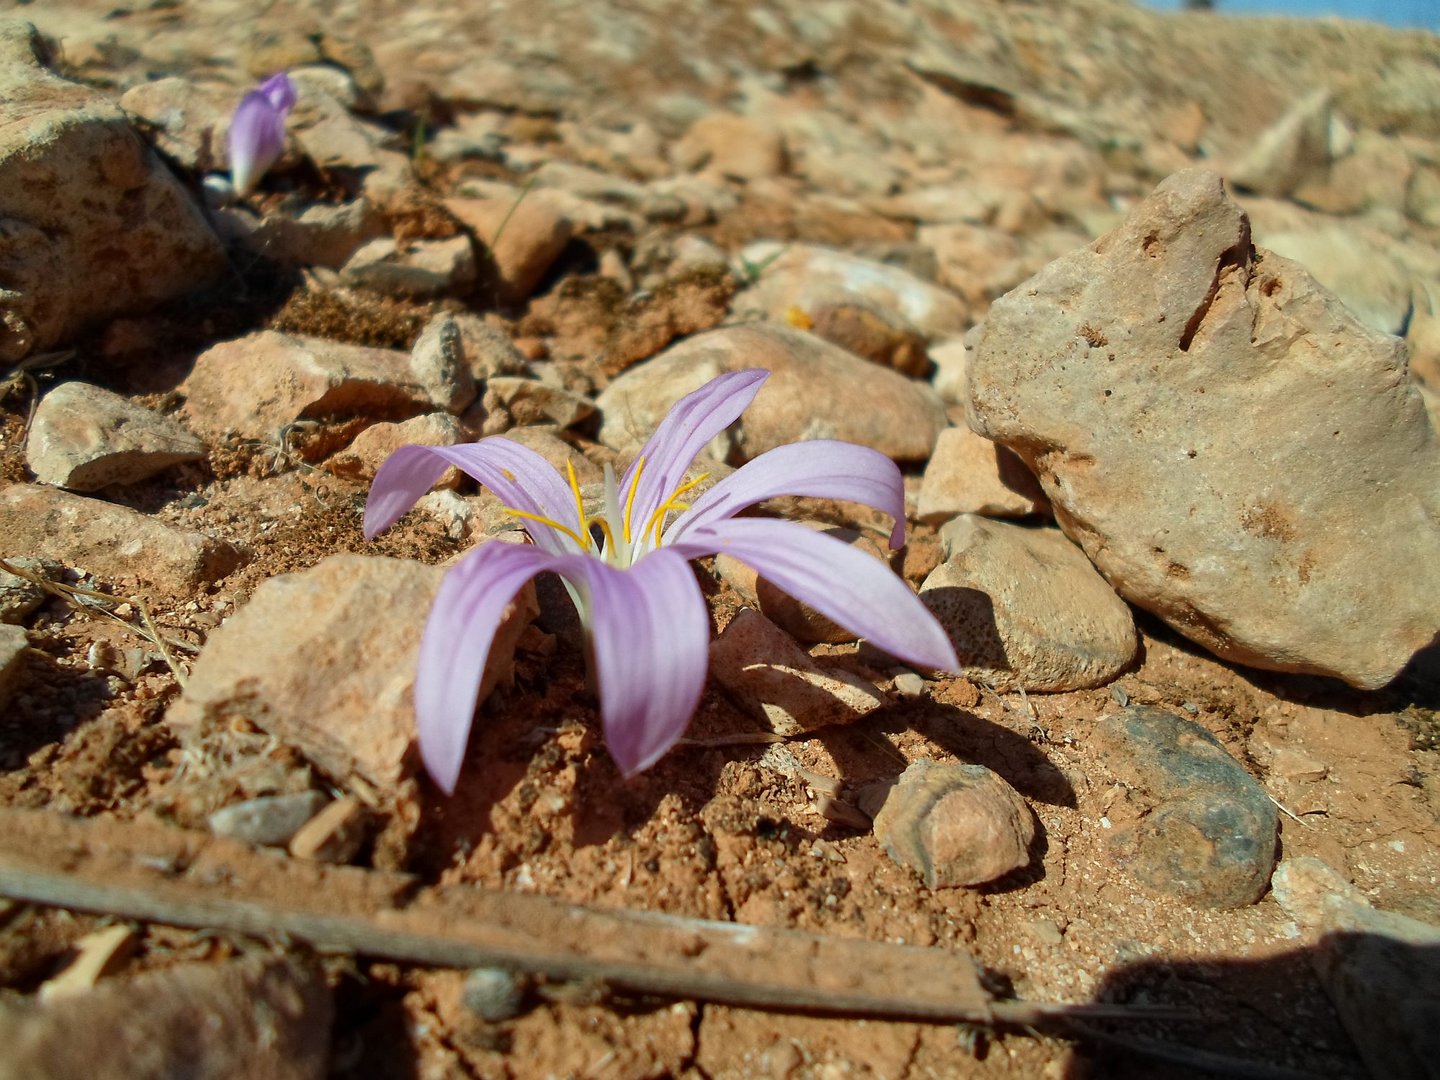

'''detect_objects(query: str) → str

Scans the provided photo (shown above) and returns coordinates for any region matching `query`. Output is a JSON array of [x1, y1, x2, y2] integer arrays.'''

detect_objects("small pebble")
[[288, 796, 367, 863], [208, 791, 329, 847], [861, 760, 1035, 888], [462, 967, 527, 1022], [892, 671, 926, 698]]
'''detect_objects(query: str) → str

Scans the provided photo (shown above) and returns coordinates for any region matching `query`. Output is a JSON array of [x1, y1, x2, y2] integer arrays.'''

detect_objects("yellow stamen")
[[622, 456, 646, 544], [502, 507, 588, 550], [641, 472, 710, 547], [591, 517, 617, 552], [565, 458, 587, 534]]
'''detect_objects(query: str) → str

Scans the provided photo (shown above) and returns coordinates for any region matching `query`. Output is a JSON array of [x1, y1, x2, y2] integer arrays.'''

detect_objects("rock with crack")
[[967, 168, 1440, 689], [860, 759, 1035, 889]]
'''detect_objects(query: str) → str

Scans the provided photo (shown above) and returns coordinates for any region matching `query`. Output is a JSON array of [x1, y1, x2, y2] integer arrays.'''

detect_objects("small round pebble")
[[462, 967, 527, 1021], [861, 760, 1035, 888]]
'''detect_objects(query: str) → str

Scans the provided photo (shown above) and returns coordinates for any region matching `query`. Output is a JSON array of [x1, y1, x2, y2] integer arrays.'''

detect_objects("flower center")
[[502, 456, 708, 567]]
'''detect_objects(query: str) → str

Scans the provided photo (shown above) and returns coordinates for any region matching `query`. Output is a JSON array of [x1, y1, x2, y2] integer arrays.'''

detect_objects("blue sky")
[[1142, 0, 1438, 30]]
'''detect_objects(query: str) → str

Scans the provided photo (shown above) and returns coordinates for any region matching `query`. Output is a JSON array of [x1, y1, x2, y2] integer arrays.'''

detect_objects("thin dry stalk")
[[0, 557, 197, 685]]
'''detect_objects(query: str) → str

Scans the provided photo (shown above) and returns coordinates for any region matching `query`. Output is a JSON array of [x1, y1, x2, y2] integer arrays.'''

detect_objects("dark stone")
[[1094, 705, 1278, 908]]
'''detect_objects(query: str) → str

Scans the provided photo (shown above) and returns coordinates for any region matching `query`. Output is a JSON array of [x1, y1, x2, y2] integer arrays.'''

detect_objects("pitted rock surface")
[[967, 168, 1440, 689]]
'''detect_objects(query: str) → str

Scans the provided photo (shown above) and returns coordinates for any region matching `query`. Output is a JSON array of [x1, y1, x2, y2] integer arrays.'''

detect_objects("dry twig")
[[0, 808, 1176, 1031], [0, 557, 197, 684]]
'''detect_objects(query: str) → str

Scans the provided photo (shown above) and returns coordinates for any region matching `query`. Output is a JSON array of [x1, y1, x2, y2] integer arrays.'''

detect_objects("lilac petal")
[[229, 85, 290, 196], [669, 517, 959, 671], [259, 72, 297, 113], [365, 438, 584, 556], [561, 549, 710, 777], [415, 540, 559, 794], [669, 440, 909, 550], [620, 368, 768, 542]]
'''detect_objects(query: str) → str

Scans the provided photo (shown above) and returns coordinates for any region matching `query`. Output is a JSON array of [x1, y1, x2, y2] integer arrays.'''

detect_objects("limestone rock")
[[598, 324, 946, 463], [0, 953, 330, 1080], [286, 83, 410, 204], [447, 195, 574, 302], [325, 413, 466, 484], [26, 382, 205, 491], [118, 76, 232, 172], [340, 235, 476, 300], [1257, 223, 1416, 336], [234, 197, 387, 270], [1094, 706, 1278, 909], [1271, 857, 1440, 1080], [862, 760, 1035, 889], [483, 376, 595, 431], [735, 242, 969, 343], [167, 554, 536, 795], [410, 313, 477, 415], [0, 19, 225, 363], [919, 516, 1136, 691], [929, 333, 972, 406], [179, 330, 435, 443], [672, 112, 786, 181], [0, 484, 243, 592], [709, 608, 886, 736], [1228, 89, 1333, 198], [452, 315, 531, 380], [916, 425, 1048, 523], [967, 169, 1440, 689]]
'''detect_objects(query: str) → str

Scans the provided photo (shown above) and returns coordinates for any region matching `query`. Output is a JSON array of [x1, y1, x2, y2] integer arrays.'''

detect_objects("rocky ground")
[[1, 0, 1438, 1077]]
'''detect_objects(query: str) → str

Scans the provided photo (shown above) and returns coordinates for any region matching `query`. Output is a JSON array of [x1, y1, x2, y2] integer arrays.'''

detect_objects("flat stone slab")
[[0, 484, 243, 592], [26, 381, 205, 491]]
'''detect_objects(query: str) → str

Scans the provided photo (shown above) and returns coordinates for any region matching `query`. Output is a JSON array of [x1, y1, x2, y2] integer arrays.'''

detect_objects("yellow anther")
[[622, 456, 646, 545], [669, 471, 711, 501], [565, 458, 586, 535], [641, 472, 709, 548], [590, 517, 617, 553], [502, 507, 588, 550]]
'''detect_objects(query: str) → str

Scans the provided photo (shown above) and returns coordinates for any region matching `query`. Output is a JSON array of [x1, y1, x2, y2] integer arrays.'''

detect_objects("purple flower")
[[228, 73, 296, 196], [365, 369, 959, 793]]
